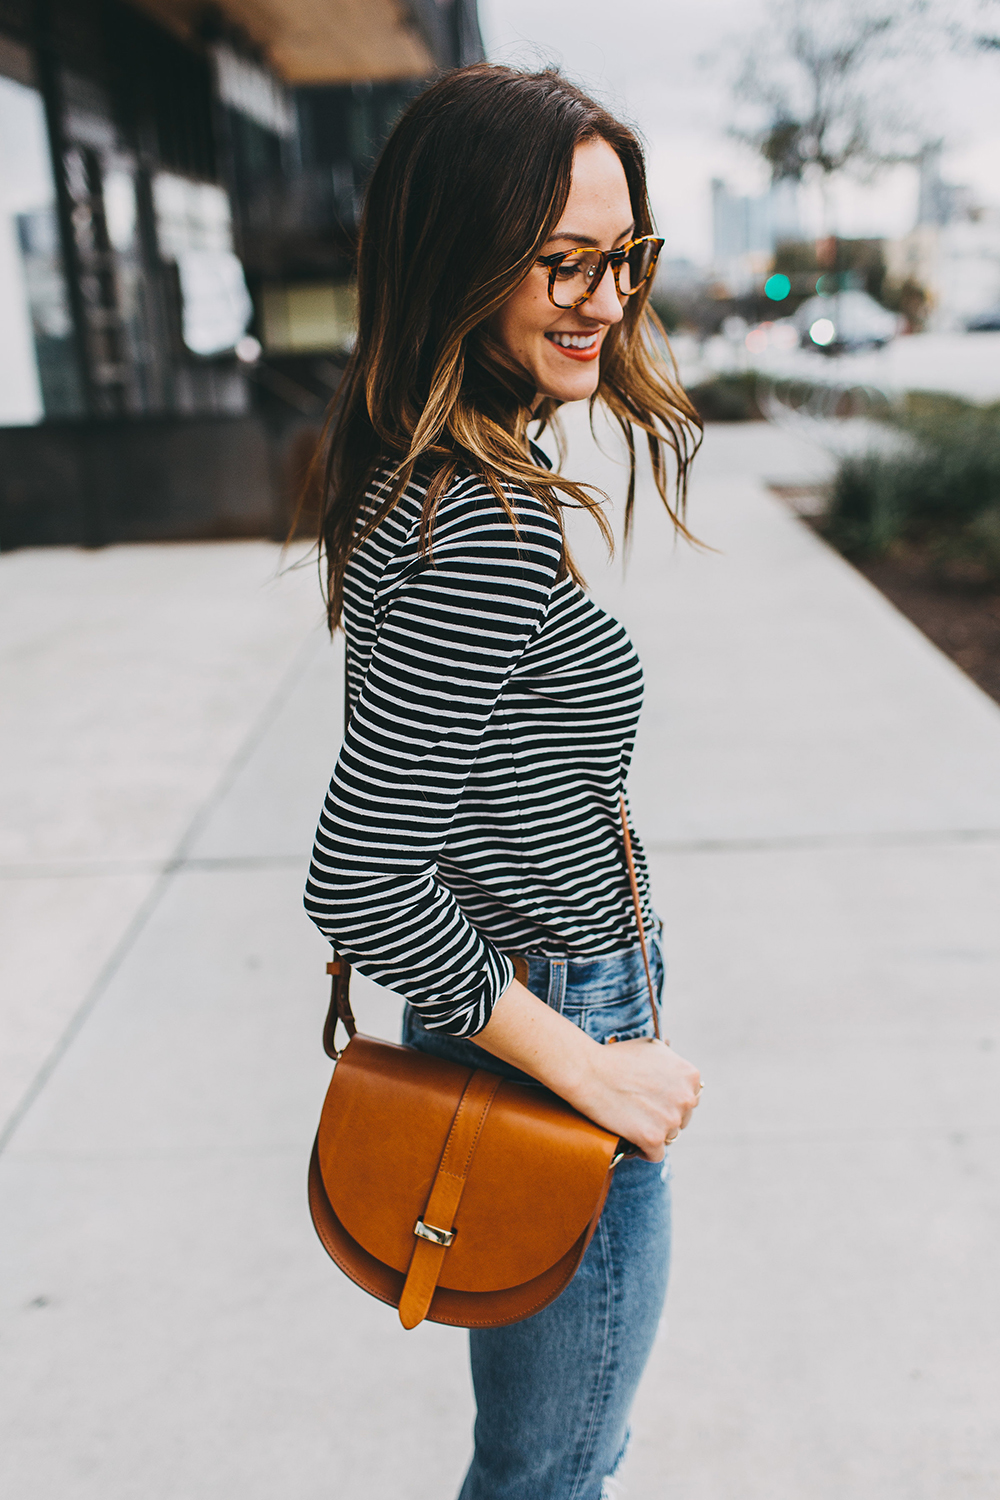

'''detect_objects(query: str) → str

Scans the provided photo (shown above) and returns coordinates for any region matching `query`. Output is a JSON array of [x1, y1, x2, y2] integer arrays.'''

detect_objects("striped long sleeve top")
[[304, 460, 655, 1037]]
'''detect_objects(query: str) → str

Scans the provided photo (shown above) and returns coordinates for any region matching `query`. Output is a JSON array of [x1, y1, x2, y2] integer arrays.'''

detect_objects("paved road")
[[1, 416, 998, 1499]]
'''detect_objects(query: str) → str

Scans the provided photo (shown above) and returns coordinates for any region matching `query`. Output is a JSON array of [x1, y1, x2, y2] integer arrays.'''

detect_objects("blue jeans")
[[402, 941, 671, 1500]]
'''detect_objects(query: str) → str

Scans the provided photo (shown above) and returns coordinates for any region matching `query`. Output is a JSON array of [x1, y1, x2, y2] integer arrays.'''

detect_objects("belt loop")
[[546, 958, 567, 1014]]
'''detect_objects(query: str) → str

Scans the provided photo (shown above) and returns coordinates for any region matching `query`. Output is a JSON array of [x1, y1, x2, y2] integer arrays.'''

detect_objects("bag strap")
[[397, 1066, 503, 1329], [323, 798, 660, 1053], [618, 793, 661, 1040], [323, 659, 360, 1057], [323, 955, 356, 1059]]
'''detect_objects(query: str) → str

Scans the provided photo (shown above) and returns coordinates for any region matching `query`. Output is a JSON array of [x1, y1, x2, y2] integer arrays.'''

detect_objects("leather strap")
[[398, 1067, 503, 1329], [509, 952, 529, 988], [618, 794, 661, 1040], [323, 800, 659, 1052], [322, 655, 361, 1058], [323, 957, 357, 1058]]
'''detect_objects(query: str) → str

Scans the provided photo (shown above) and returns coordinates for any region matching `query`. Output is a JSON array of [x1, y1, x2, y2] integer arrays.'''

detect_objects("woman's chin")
[[534, 363, 601, 405]]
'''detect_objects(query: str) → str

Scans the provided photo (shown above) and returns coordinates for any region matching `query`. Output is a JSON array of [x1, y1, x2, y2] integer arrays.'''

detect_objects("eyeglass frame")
[[536, 233, 665, 310]]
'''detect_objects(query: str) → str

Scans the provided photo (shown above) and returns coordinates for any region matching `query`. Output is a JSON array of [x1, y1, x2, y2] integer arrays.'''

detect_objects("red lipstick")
[[545, 333, 602, 362]]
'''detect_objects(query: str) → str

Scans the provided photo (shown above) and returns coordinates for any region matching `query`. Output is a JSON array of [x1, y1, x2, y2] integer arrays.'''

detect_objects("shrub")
[[687, 372, 764, 422], [649, 294, 681, 333], [821, 393, 1000, 578], [687, 372, 869, 424]]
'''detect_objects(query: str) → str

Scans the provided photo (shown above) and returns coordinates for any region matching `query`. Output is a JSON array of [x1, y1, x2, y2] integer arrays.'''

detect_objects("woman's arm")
[[473, 979, 701, 1162], [305, 478, 563, 1037]]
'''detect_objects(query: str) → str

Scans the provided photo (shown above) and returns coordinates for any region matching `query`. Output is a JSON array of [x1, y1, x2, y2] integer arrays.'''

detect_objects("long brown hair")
[[315, 64, 701, 631]]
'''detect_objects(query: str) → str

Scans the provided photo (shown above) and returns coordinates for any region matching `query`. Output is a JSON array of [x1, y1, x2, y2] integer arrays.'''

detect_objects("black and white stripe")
[[304, 463, 654, 1037]]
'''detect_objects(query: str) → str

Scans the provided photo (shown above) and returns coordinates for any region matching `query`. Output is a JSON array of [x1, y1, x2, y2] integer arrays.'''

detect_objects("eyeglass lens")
[[550, 238, 659, 308]]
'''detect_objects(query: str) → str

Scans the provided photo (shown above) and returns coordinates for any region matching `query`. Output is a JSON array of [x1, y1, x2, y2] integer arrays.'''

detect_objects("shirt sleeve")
[[304, 476, 564, 1036]]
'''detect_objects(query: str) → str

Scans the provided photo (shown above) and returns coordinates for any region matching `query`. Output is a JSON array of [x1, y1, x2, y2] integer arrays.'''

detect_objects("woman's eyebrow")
[[544, 223, 635, 247]]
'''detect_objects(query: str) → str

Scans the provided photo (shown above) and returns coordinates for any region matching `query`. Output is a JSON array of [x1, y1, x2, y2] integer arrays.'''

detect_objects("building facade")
[[710, 176, 801, 296], [885, 145, 1000, 333], [0, 0, 482, 549]]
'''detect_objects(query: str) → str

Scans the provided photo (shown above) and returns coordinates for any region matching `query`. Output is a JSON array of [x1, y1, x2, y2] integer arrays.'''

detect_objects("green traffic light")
[[764, 274, 791, 301]]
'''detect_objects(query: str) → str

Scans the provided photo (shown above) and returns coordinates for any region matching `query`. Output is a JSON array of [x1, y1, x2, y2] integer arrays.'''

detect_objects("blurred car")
[[794, 290, 901, 353], [966, 308, 1000, 332], [743, 318, 800, 354]]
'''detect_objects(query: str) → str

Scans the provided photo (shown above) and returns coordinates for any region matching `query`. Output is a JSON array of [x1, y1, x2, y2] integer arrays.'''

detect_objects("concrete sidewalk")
[[0, 540, 327, 1142], [1, 416, 998, 1499]]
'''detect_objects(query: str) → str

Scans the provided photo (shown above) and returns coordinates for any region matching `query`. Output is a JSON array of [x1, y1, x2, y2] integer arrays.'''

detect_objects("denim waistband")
[[402, 936, 663, 1083], [511, 939, 660, 1014]]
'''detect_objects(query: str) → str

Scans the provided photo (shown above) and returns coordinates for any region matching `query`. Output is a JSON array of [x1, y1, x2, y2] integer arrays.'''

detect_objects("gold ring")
[[665, 1131, 679, 1145]]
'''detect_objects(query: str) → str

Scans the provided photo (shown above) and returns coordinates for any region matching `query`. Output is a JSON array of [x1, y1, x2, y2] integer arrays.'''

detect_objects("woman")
[[305, 64, 703, 1500]]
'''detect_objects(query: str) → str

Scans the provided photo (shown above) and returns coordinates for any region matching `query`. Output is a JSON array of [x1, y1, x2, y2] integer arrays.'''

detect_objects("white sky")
[[480, 0, 1000, 262]]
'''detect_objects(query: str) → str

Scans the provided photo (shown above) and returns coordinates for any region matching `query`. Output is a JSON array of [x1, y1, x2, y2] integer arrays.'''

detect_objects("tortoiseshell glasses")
[[536, 234, 664, 310]]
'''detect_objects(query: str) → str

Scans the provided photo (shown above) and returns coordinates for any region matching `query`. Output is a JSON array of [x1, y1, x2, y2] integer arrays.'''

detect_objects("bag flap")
[[316, 1035, 617, 1293]]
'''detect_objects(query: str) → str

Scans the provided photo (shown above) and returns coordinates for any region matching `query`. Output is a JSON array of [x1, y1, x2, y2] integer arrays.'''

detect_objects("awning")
[[129, 0, 437, 84]]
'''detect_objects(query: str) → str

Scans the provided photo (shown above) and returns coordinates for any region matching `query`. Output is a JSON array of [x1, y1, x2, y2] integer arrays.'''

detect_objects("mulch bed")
[[768, 484, 1000, 708], [853, 551, 1000, 707]]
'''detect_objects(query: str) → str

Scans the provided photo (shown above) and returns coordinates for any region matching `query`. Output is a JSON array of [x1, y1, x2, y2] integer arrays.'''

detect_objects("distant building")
[[0, 0, 482, 549], [711, 177, 801, 294], [885, 145, 1000, 332]]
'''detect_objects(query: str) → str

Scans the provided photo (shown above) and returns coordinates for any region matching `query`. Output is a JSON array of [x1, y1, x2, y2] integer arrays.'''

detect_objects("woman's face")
[[494, 137, 633, 406]]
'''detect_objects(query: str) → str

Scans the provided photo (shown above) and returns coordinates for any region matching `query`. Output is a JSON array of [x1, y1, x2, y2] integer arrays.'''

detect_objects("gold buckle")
[[414, 1219, 455, 1248]]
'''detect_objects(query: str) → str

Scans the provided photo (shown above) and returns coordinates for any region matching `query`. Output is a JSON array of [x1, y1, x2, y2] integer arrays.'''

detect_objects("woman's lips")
[[545, 332, 602, 362]]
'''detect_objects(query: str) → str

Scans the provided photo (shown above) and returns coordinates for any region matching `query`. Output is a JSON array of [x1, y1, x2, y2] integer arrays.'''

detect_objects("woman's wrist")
[[472, 977, 604, 1106], [474, 977, 697, 1160]]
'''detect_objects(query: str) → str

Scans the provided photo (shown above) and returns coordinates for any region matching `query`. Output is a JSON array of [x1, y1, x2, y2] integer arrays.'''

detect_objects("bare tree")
[[958, 0, 1000, 53], [730, 0, 930, 226]]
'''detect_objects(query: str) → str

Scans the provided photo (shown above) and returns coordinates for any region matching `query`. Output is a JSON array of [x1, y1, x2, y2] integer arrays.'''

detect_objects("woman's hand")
[[472, 978, 701, 1162], [577, 1034, 700, 1162]]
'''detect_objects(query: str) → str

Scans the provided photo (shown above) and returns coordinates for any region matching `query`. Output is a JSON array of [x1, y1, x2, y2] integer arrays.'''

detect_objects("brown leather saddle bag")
[[308, 1020, 622, 1329], [308, 796, 659, 1330]]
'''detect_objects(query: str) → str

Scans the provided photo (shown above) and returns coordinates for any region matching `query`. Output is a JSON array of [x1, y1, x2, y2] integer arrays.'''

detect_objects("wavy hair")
[[314, 64, 701, 630]]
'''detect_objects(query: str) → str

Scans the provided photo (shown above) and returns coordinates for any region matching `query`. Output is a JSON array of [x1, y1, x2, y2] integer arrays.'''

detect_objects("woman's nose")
[[583, 263, 626, 325]]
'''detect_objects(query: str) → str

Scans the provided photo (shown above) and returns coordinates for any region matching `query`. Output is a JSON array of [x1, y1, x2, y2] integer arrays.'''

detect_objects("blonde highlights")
[[314, 65, 701, 630]]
